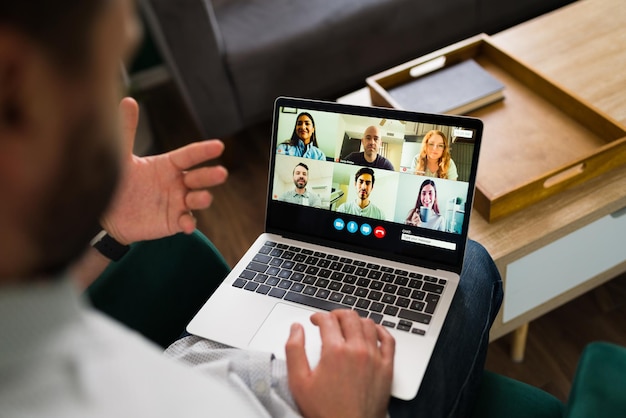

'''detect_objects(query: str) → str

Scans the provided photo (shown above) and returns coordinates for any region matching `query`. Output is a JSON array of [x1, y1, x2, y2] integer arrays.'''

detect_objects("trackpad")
[[249, 303, 322, 368]]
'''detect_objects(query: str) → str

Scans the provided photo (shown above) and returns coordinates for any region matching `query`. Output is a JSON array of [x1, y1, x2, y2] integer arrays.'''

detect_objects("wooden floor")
[[141, 81, 626, 404]]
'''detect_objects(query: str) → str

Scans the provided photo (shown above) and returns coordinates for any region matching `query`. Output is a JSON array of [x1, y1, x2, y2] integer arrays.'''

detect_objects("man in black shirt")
[[344, 126, 395, 170]]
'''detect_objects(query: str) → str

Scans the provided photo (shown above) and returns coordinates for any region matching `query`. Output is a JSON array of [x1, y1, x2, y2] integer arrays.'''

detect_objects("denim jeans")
[[388, 240, 504, 418]]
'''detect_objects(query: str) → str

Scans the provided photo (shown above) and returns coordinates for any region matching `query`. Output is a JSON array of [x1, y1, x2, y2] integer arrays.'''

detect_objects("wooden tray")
[[366, 34, 626, 222]]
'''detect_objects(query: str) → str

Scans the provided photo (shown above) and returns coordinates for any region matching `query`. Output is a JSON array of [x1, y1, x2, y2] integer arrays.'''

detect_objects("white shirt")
[[0, 276, 300, 417]]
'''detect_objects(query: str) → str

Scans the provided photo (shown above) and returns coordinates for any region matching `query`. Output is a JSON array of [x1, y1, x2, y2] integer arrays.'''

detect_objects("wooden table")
[[339, 0, 626, 361]]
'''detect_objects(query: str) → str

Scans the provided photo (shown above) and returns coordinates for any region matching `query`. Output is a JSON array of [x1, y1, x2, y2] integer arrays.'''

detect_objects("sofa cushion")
[[213, 0, 477, 125]]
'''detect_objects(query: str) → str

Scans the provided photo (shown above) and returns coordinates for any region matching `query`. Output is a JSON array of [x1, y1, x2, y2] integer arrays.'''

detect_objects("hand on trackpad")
[[248, 303, 322, 368]]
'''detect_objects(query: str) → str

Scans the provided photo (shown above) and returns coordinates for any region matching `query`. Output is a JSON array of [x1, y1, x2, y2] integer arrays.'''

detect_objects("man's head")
[[0, 0, 140, 280], [354, 167, 375, 202], [292, 162, 309, 190], [361, 126, 381, 162]]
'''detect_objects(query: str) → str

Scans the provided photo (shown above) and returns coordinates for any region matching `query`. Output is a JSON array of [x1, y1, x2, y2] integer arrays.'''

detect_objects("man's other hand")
[[286, 309, 395, 418], [101, 97, 228, 244]]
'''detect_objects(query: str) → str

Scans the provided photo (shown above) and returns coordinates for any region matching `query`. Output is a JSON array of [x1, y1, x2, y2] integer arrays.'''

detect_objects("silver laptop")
[[187, 97, 483, 400]]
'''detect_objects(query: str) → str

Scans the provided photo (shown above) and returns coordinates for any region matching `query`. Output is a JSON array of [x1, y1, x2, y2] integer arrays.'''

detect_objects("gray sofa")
[[140, 0, 574, 138]]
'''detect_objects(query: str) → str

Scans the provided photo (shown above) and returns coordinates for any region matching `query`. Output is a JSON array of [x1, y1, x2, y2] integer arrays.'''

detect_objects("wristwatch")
[[90, 230, 130, 261]]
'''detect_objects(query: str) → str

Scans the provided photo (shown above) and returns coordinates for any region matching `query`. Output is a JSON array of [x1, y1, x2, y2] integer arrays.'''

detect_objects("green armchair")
[[87, 231, 626, 417]]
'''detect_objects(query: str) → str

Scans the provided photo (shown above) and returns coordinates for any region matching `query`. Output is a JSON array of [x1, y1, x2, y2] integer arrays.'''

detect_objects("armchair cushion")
[[471, 370, 564, 418], [565, 342, 626, 418], [86, 230, 230, 348]]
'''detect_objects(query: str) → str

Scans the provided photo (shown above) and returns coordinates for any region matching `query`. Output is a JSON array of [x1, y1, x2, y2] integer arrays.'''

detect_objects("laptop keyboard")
[[231, 241, 447, 336]]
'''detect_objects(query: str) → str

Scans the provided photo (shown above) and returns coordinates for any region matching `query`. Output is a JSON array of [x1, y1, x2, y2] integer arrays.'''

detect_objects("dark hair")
[[0, 1, 105, 72], [293, 162, 309, 174], [283, 112, 319, 147], [354, 167, 375, 186], [413, 179, 440, 214]]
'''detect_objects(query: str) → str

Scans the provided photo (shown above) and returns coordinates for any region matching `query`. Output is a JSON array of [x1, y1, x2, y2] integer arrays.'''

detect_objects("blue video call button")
[[333, 218, 345, 231], [347, 221, 358, 234], [360, 223, 372, 236]]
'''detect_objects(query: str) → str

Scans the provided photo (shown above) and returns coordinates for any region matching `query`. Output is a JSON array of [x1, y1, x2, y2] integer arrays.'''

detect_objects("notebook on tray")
[[187, 96, 483, 400]]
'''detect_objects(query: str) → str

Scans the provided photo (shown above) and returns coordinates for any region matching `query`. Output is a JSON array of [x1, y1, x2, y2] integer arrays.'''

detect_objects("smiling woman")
[[276, 112, 327, 160]]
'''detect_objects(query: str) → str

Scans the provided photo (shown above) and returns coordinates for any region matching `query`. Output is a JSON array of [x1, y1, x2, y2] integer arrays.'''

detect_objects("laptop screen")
[[266, 97, 483, 273]]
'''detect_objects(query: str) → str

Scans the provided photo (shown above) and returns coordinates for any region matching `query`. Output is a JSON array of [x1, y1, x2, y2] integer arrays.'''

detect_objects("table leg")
[[511, 323, 529, 362]]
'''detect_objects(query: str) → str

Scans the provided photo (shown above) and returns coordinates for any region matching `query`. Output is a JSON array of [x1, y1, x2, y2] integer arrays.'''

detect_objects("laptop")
[[187, 97, 483, 400]]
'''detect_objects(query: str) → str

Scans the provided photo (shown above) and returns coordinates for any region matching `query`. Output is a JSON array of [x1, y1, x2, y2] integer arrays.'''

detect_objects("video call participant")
[[405, 179, 447, 231], [276, 112, 326, 160], [278, 162, 322, 208], [337, 167, 385, 220], [344, 125, 395, 170], [410, 130, 458, 180]]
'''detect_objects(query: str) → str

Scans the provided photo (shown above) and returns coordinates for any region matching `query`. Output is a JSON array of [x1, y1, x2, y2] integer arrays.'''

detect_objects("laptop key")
[[398, 309, 431, 324], [397, 323, 411, 332], [284, 292, 349, 312], [278, 280, 293, 289], [270, 248, 284, 257], [281, 261, 295, 270], [268, 288, 286, 299], [256, 285, 271, 295], [330, 292, 344, 302], [303, 286, 317, 295], [382, 321, 396, 329], [328, 281, 342, 291], [253, 254, 271, 264], [253, 274, 268, 283], [291, 283, 305, 293], [355, 288, 368, 297], [354, 308, 369, 318], [423, 282, 444, 294], [244, 282, 259, 291], [341, 284, 355, 294], [369, 312, 383, 324], [232, 278, 247, 288], [266, 277, 280, 286], [239, 270, 256, 280], [318, 269, 332, 278], [370, 302, 384, 312], [356, 298, 370, 309], [369, 281, 383, 291], [258, 246, 273, 255], [247, 262, 268, 273], [384, 305, 399, 316], [342, 295, 357, 306], [267, 266, 280, 276], [269, 258, 283, 267], [264, 241, 277, 247]]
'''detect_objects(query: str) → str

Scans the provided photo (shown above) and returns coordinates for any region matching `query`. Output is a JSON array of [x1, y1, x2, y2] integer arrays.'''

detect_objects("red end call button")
[[373, 226, 386, 239]]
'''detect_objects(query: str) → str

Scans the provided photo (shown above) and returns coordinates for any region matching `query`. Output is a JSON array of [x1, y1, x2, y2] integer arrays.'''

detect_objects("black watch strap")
[[90, 230, 130, 261]]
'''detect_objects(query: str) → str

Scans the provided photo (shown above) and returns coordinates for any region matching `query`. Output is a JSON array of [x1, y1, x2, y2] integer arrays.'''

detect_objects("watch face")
[[92, 231, 129, 261]]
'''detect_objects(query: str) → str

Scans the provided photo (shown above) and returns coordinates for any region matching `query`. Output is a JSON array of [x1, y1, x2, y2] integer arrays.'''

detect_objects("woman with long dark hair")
[[276, 112, 326, 160]]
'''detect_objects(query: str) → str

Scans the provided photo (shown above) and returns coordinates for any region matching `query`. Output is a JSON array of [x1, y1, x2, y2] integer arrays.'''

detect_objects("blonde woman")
[[410, 130, 458, 180]]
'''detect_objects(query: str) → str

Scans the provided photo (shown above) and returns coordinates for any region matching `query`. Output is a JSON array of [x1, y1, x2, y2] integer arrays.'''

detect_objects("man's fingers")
[[119, 97, 139, 157], [334, 309, 366, 342], [169, 140, 225, 170], [183, 166, 228, 190], [178, 212, 198, 234], [285, 323, 311, 385], [185, 190, 213, 210], [377, 325, 396, 364], [311, 311, 346, 347]]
